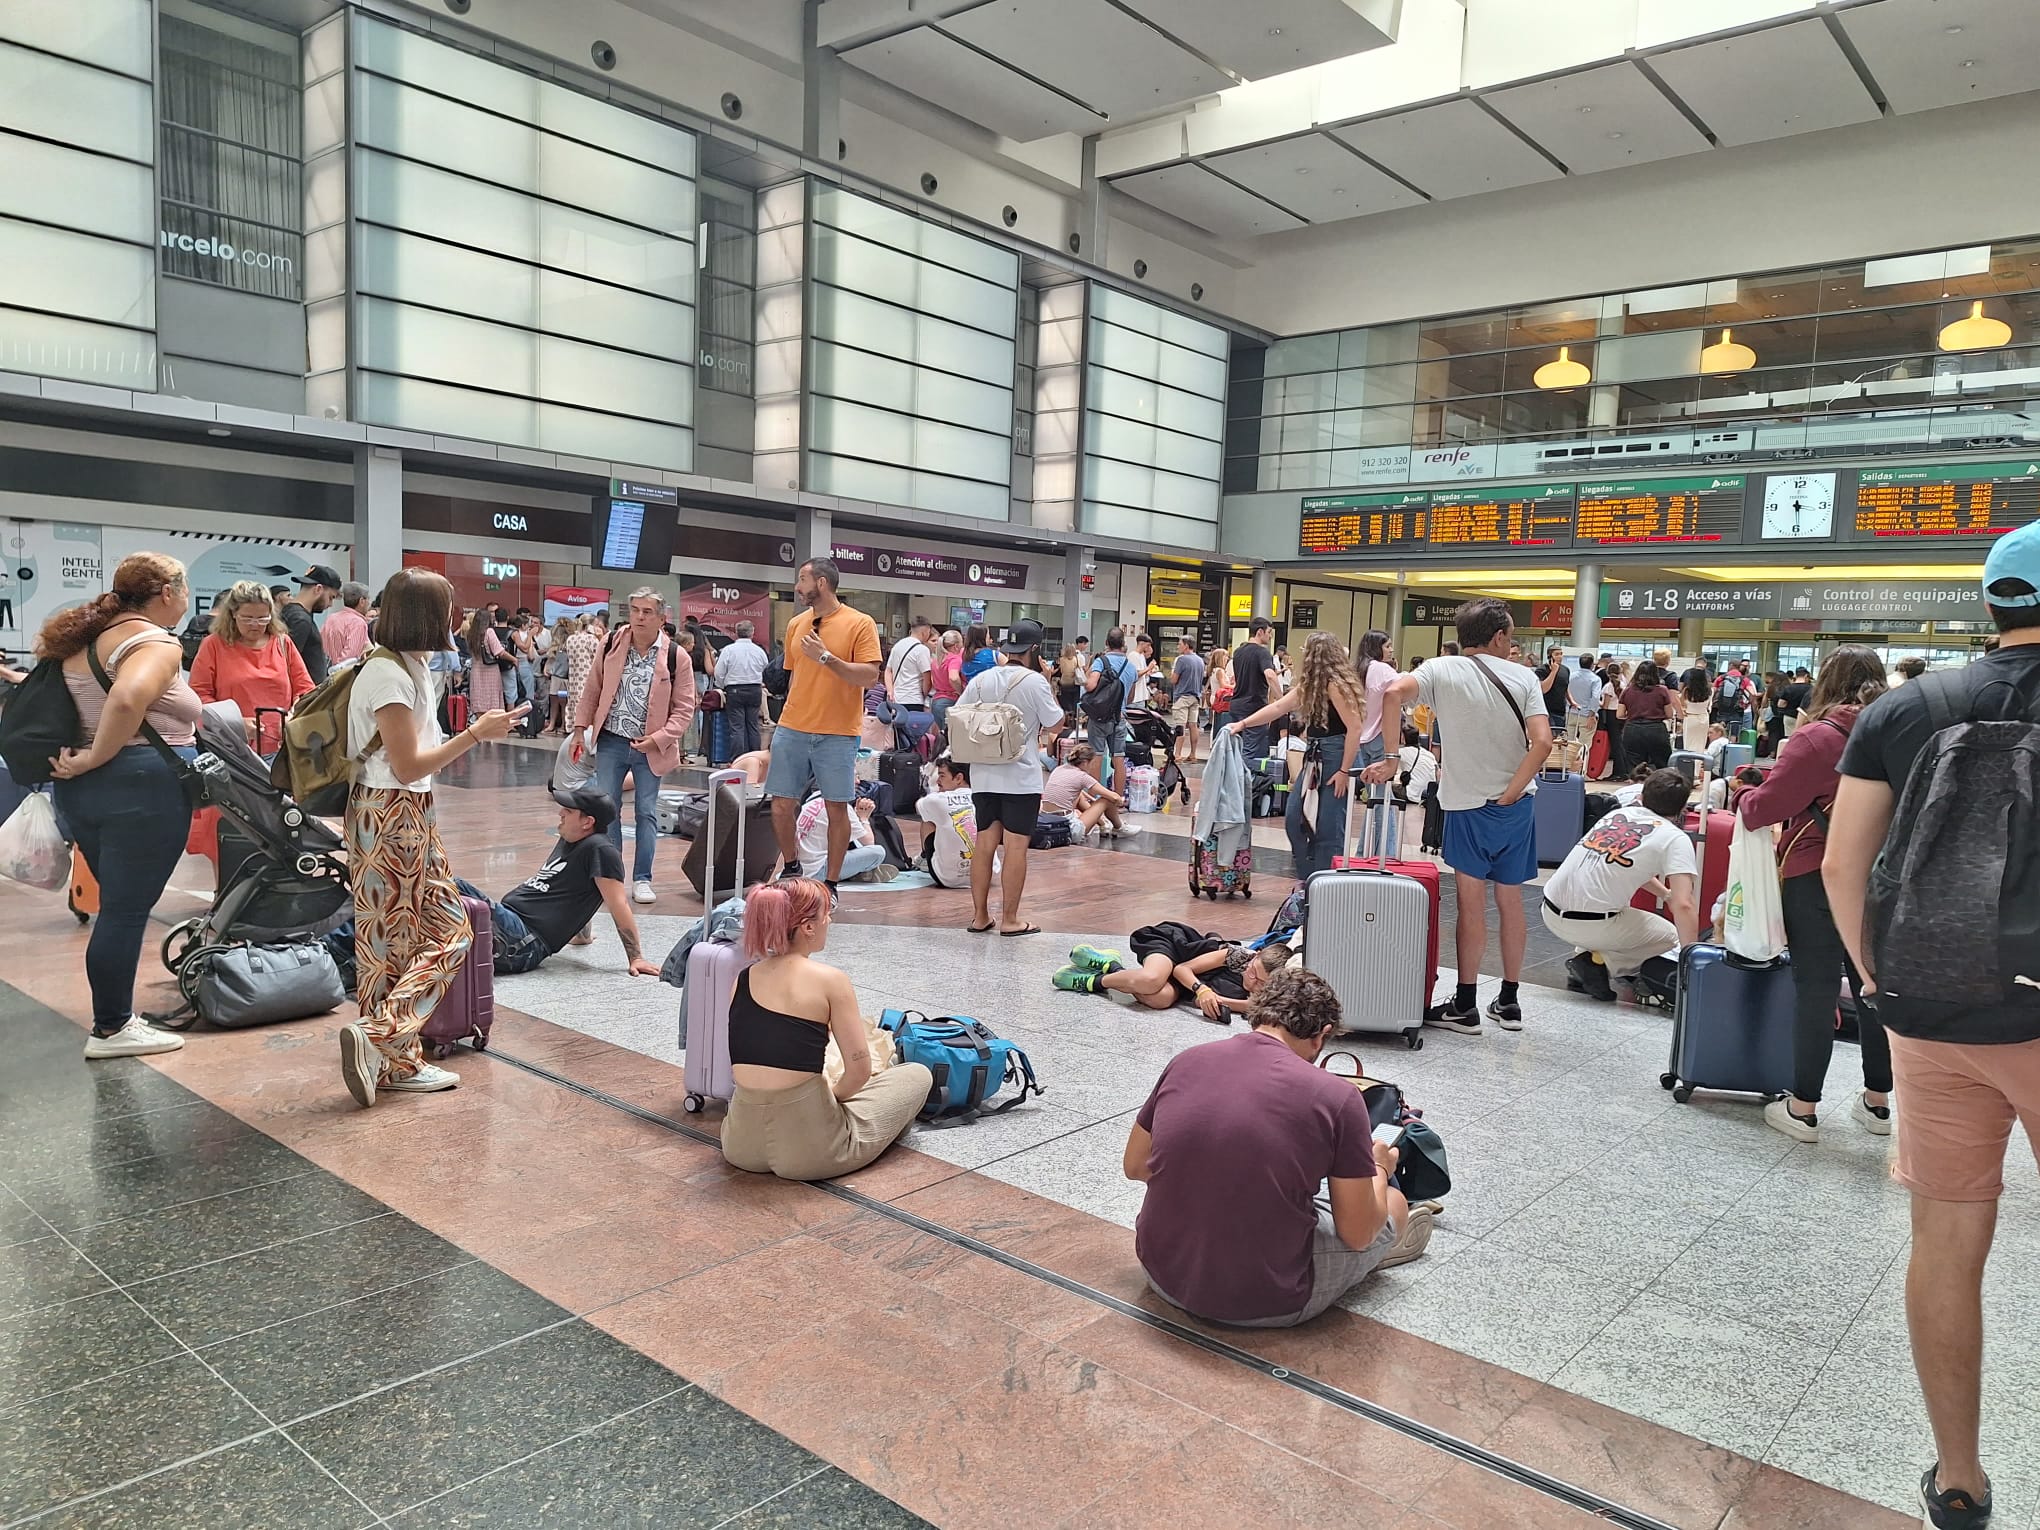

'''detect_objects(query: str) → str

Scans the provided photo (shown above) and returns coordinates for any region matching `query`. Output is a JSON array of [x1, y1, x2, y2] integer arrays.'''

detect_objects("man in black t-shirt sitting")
[[327, 788, 661, 979]]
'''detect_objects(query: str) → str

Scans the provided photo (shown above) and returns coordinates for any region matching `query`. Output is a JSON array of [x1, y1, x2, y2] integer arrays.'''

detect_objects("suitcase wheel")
[[1671, 1084, 1694, 1104], [1658, 1072, 1676, 1091], [684, 1093, 705, 1114], [1402, 1029, 1423, 1051]]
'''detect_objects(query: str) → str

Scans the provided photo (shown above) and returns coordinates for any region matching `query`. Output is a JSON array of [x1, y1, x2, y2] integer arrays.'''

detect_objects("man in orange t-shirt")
[[765, 557, 882, 884]]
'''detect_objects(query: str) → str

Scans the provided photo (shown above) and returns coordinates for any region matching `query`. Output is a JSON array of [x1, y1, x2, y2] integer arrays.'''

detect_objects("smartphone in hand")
[[1372, 1122, 1407, 1151]]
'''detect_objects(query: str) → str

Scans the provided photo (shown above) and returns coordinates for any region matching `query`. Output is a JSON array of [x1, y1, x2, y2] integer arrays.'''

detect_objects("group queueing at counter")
[[4, 528, 2040, 1530]]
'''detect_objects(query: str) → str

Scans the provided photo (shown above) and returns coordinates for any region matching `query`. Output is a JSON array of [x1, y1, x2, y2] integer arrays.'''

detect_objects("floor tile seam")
[[271, 1424, 395, 1527], [98, 1209, 402, 1295], [0, 1087, 217, 1138], [0, 1118, 271, 1186], [703, 1464, 834, 1530], [0, 1423, 289, 1530], [172, 1254, 484, 1353], [26, 1164, 329, 1237], [939, 1107, 1143, 1178], [363, 1383, 698, 1520]]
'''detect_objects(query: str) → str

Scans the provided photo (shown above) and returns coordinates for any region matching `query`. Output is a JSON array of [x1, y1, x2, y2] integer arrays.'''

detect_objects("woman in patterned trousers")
[[336, 569, 526, 1108]]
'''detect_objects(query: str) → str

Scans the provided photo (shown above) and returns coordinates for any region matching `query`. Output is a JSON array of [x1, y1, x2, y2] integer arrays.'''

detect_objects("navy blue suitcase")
[[1532, 768, 1585, 865], [1661, 944, 1795, 1103]]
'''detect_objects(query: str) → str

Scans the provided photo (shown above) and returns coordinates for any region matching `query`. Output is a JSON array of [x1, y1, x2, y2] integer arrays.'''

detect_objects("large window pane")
[[0, 136, 152, 245], [1416, 310, 1507, 357], [810, 283, 1015, 381], [358, 372, 692, 467], [809, 341, 1010, 435], [812, 182, 1015, 289], [0, 308, 155, 387], [0, 42, 152, 163], [0, 219, 154, 329], [809, 226, 1014, 336], [7, 0, 152, 77]]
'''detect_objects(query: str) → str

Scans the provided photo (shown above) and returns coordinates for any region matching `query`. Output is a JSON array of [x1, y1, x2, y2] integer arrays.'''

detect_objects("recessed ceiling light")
[[1267, 25, 1281, 36], [1945, 24, 1963, 33], [1577, 105, 1594, 115], [1608, 131, 1625, 140], [1961, 59, 1979, 67], [1331, 186, 1345, 195], [206, 426, 231, 437], [1295, 166, 1310, 175]]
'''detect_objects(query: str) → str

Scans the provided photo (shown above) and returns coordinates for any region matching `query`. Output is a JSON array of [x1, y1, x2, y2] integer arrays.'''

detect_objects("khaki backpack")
[[269, 645, 401, 812]]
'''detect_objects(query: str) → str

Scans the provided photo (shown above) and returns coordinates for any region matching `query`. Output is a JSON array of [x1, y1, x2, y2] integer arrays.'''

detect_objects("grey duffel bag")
[[160, 940, 347, 1031]]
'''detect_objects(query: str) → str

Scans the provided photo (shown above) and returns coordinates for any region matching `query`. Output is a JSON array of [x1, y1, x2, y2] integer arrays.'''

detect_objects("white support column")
[[1571, 561, 1602, 652], [1679, 616, 1706, 659], [352, 444, 402, 594], [1251, 566, 1275, 626], [1063, 543, 1090, 647], [801, 3, 840, 163], [794, 505, 832, 569]]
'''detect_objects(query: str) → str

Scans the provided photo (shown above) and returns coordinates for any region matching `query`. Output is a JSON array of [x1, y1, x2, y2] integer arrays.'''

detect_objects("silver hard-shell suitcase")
[[1302, 860, 1428, 1051]]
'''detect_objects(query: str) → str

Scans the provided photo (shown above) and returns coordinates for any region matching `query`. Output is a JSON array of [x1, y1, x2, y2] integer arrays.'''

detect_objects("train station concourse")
[[3, 0, 2040, 1525]]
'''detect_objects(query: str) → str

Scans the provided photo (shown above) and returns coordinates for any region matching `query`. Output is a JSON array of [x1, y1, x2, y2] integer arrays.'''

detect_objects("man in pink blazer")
[[573, 588, 696, 902]]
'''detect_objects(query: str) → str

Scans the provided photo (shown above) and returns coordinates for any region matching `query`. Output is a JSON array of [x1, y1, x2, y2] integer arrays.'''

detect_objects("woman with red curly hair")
[[40, 553, 201, 1059], [719, 878, 933, 1181]]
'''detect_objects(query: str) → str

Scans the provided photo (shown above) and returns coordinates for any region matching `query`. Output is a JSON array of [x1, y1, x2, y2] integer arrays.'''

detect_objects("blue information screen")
[[601, 498, 646, 569]]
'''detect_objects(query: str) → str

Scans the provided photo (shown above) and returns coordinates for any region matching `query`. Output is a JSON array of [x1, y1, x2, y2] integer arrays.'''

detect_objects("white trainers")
[[633, 880, 656, 904], [1853, 1093, 1893, 1136], [82, 1018, 185, 1060], [338, 1023, 379, 1109], [382, 1062, 459, 1093], [1764, 1097, 1819, 1142]]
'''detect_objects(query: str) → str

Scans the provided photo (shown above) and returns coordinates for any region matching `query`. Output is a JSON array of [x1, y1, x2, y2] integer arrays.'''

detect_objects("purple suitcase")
[[423, 894, 495, 1059], [682, 769, 750, 1113]]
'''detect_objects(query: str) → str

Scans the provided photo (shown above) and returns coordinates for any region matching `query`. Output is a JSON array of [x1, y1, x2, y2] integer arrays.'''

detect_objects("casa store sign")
[[404, 494, 588, 545]]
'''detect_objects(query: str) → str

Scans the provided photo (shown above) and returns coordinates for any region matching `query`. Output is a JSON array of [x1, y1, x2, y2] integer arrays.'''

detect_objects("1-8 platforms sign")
[[1603, 581, 1986, 622]]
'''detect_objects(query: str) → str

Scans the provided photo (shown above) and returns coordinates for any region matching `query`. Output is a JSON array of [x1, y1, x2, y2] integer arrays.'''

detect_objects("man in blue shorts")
[[1384, 597, 1552, 1033]]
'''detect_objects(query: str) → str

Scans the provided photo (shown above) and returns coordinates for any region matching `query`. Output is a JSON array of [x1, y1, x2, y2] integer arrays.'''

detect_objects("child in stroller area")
[[1122, 702, 1192, 808]]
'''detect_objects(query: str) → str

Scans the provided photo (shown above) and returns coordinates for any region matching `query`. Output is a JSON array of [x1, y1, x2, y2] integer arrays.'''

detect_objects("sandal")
[[966, 922, 996, 934], [999, 924, 1042, 937]]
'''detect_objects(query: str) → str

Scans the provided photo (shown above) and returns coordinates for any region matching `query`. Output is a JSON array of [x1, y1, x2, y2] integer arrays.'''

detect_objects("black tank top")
[[728, 969, 828, 1073]]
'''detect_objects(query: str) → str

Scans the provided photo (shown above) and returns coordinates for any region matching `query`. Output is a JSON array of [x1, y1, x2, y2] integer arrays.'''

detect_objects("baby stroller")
[[158, 703, 352, 995], [1124, 703, 1192, 808]]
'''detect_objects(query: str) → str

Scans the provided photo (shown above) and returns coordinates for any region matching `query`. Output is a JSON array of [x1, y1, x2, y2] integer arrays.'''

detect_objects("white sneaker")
[[83, 1019, 185, 1060], [1115, 823, 1142, 838], [338, 1023, 379, 1109], [633, 880, 656, 905], [1852, 1093, 1893, 1136], [1764, 1097, 1819, 1142], [382, 1062, 459, 1093]]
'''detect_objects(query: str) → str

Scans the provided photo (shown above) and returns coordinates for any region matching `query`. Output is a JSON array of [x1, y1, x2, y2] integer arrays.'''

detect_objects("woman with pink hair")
[[718, 878, 933, 1180]]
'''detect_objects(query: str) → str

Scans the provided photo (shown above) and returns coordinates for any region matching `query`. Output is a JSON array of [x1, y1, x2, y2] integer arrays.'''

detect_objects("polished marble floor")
[[3, 741, 2032, 1527]]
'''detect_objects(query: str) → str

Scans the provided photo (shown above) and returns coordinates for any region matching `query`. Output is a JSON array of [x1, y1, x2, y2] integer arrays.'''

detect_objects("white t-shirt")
[[956, 666, 1064, 795], [1414, 655, 1545, 812], [1545, 805, 1696, 913], [1396, 745, 1438, 798], [917, 786, 977, 888], [1613, 780, 1647, 807], [796, 795, 874, 877], [886, 636, 933, 706], [349, 651, 440, 793]]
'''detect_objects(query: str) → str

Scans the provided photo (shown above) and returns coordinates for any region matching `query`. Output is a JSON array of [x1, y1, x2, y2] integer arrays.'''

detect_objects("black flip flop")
[[999, 924, 1042, 937], [966, 922, 996, 934]]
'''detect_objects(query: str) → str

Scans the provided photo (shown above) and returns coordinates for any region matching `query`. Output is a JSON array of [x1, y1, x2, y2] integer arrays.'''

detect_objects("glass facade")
[[1229, 238, 2040, 493], [0, 0, 157, 389], [1083, 286, 1227, 550]]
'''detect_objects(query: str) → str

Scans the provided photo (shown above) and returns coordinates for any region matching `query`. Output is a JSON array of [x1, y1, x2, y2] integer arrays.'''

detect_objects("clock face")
[[1761, 472, 1837, 539]]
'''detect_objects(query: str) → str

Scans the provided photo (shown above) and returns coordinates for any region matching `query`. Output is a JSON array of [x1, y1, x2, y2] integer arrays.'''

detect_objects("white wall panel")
[[0, 220, 154, 330], [810, 227, 1015, 336], [809, 342, 1011, 435], [0, 42, 153, 164], [0, 308, 156, 388], [3, 0, 152, 77], [358, 373, 693, 467], [0, 135, 153, 247]]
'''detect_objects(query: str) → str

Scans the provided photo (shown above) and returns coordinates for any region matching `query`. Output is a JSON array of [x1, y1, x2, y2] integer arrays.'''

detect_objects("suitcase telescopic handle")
[[703, 767, 747, 910]]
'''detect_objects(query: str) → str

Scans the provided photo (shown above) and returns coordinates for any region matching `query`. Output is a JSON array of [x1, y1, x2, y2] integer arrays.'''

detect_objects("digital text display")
[[1574, 475, 1745, 546], [1851, 459, 2040, 541]]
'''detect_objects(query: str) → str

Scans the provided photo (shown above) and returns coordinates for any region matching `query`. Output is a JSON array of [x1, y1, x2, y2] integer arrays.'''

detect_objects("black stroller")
[[1124, 703, 1192, 808], [159, 703, 352, 986]]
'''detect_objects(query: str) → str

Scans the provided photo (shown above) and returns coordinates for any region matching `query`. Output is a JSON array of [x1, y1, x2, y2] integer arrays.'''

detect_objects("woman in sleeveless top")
[[1228, 632, 1368, 881], [464, 606, 505, 715], [720, 878, 933, 1181], [42, 554, 202, 1059]]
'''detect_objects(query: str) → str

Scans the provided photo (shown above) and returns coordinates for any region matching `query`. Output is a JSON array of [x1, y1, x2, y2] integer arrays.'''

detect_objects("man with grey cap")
[[327, 787, 661, 978], [282, 563, 343, 684]]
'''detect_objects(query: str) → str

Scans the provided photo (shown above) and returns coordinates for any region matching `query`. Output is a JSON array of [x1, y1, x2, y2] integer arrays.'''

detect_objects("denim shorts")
[[1441, 795, 1537, 885], [764, 727, 858, 803]]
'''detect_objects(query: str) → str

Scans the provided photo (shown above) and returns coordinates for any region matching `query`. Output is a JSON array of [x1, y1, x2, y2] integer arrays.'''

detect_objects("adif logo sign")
[[159, 230, 294, 275]]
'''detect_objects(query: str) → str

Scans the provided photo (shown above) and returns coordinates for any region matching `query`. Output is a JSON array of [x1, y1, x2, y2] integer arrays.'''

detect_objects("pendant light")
[[1533, 346, 1591, 390], [1938, 300, 2011, 352], [1699, 327, 1756, 375]]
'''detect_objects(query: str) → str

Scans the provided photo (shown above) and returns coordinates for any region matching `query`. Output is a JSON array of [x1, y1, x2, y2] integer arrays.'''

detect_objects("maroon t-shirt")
[[1134, 1031, 1377, 1323]]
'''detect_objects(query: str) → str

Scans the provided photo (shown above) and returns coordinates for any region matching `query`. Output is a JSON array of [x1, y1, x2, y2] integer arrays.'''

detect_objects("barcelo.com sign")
[[159, 230, 294, 275]]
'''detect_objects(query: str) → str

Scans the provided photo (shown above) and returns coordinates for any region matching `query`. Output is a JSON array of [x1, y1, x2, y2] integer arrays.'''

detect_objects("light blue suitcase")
[[1533, 768, 1585, 866]]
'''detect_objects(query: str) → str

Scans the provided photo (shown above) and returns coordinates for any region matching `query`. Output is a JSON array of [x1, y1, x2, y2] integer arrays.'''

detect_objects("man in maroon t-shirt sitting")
[[1123, 967, 1435, 1327]]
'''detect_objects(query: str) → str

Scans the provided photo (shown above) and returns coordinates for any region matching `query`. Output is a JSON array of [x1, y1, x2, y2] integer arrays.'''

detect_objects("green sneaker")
[[1052, 965, 1100, 994], [1069, 945, 1124, 973]]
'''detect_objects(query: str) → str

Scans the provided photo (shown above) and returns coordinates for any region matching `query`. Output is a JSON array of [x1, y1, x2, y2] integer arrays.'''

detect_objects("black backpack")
[[1079, 655, 1126, 723], [1866, 668, 2040, 1044], [0, 659, 79, 785]]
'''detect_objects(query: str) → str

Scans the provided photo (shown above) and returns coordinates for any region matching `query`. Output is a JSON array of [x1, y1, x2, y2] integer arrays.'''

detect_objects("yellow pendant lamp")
[[1533, 346, 1591, 390], [1938, 300, 2011, 352], [1699, 327, 1756, 375]]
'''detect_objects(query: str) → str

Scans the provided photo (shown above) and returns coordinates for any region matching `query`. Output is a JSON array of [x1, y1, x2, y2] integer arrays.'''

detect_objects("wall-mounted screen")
[[1574, 475, 1744, 546], [1848, 459, 2040, 542], [1424, 483, 1574, 550], [592, 480, 678, 572]]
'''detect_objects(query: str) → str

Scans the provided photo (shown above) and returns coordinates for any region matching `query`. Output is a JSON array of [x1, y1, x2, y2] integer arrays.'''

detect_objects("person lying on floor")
[[721, 876, 933, 1182], [327, 786, 660, 978], [1053, 922, 1293, 1022], [794, 792, 898, 882], [1544, 767, 1698, 1002], [1124, 965, 1432, 1328]]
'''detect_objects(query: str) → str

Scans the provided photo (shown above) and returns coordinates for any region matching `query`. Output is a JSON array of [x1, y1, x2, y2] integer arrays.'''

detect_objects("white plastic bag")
[[1722, 815, 1787, 963], [550, 731, 594, 793], [0, 792, 70, 891]]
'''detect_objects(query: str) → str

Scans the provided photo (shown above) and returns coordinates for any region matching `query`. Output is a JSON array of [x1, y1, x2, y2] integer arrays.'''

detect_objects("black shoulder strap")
[[1469, 656, 1529, 741], [1918, 667, 1970, 736]]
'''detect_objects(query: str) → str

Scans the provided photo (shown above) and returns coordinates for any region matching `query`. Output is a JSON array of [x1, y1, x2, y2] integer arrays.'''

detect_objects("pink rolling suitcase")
[[423, 895, 495, 1059], [682, 769, 750, 1113]]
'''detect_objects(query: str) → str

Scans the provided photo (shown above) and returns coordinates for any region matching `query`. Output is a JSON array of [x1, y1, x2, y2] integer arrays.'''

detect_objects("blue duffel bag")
[[878, 1009, 1044, 1120]]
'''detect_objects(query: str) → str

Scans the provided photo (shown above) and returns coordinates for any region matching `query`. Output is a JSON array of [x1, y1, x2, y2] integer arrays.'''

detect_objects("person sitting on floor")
[[1053, 923, 1293, 1023], [326, 787, 661, 978], [1543, 767, 1699, 1002], [915, 754, 978, 889], [794, 792, 898, 883], [721, 877, 934, 1182], [1042, 743, 1131, 841], [1123, 965, 1432, 1328]]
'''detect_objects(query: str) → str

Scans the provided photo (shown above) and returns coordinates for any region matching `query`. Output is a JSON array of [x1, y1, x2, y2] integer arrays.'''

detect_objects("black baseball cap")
[[1000, 618, 1047, 655], [295, 564, 344, 590], [550, 786, 617, 830]]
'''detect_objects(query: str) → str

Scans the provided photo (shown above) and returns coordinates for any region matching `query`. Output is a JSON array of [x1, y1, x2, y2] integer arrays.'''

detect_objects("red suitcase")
[[446, 693, 470, 734], [1632, 809, 1732, 937], [423, 894, 494, 1058]]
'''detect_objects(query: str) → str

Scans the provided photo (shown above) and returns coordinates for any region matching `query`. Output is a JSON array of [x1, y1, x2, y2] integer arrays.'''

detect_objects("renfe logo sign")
[[158, 230, 294, 275]]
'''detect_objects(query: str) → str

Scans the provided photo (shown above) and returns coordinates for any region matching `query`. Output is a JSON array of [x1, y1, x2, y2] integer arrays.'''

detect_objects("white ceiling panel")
[[1651, 18, 1879, 146], [841, 27, 1105, 139], [1333, 98, 1562, 201], [944, 0, 1230, 121], [1111, 163, 1308, 239], [1125, 0, 1397, 81], [1207, 133, 1422, 222], [1486, 60, 1711, 176], [1840, 0, 2040, 114], [1633, 0, 1818, 49]]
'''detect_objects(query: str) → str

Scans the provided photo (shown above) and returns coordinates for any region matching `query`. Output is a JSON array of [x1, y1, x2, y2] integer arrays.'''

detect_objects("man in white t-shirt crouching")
[[1541, 767, 1699, 1002]]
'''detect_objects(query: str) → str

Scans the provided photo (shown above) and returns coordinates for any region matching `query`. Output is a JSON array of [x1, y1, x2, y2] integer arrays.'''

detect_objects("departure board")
[[1849, 459, 2040, 541], [1575, 474, 1746, 546], [1299, 491, 1429, 554], [1425, 483, 1574, 549]]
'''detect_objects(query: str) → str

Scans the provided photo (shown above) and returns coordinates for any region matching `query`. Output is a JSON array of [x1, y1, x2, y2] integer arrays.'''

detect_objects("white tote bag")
[[1721, 815, 1787, 963]]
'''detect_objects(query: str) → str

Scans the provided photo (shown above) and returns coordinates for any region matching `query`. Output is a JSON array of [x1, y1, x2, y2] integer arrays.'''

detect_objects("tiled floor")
[[1, 744, 2030, 1527]]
